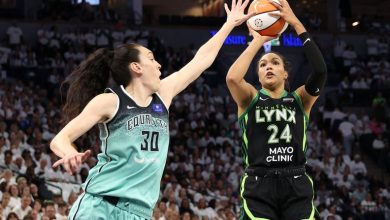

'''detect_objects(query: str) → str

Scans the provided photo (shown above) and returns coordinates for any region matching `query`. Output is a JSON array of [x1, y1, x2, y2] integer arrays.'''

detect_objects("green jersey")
[[239, 89, 309, 168]]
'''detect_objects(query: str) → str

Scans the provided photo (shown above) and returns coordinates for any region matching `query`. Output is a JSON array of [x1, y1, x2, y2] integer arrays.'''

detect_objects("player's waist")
[[245, 165, 305, 178], [94, 194, 153, 219]]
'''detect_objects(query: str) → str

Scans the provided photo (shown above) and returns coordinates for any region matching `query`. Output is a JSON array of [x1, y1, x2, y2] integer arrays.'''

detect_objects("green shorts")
[[68, 193, 148, 220]]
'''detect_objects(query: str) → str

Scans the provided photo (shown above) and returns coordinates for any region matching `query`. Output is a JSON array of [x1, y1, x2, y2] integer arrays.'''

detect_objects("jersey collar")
[[260, 88, 288, 98]]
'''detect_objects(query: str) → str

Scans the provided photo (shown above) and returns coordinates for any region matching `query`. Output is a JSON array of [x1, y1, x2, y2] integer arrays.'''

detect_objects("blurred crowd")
[[0, 21, 389, 220]]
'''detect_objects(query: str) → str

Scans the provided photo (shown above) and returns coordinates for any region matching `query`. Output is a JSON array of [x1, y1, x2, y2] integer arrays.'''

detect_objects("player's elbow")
[[50, 136, 60, 152], [226, 75, 236, 84], [226, 71, 240, 85]]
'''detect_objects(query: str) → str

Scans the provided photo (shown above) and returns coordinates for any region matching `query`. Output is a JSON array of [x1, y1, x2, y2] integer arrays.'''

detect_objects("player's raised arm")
[[269, 0, 327, 115], [226, 26, 276, 114], [159, 0, 255, 107]]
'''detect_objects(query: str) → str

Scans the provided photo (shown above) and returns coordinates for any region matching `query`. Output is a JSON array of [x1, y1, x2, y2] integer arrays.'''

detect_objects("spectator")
[[372, 92, 387, 122], [350, 154, 367, 176], [6, 212, 19, 220], [338, 117, 355, 155], [6, 24, 23, 48], [42, 200, 55, 220], [11, 195, 31, 219]]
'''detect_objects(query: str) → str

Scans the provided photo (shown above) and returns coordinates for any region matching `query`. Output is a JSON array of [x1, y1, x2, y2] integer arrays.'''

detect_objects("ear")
[[284, 70, 288, 80], [129, 62, 142, 75]]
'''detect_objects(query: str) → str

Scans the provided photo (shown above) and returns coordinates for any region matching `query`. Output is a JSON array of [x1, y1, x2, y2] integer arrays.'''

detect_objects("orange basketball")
[[247, 0, 288, 37]]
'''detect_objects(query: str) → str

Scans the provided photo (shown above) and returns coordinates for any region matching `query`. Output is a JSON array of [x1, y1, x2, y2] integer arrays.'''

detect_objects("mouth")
[[265, 71, 275, 79]]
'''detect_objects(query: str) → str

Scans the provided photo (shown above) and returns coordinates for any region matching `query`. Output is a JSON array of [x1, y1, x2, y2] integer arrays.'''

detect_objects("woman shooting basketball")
[[226, 0, 327, 219]]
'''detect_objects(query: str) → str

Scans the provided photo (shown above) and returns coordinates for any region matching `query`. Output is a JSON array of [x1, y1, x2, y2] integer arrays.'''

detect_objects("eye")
[[260, 63, 266, 67], [272, 60, 279, 65]]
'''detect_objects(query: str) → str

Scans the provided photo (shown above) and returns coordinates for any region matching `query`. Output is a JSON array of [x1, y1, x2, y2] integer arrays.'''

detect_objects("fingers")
[[241, 0, 251, 10], [267, 0, 282, 10], [70, 157, 79, 174], [268, 12, 281, 18], [63, 158, 72, 175], [53, 152, 89, 175], [81, 150, 92, 161], [246, 21, 251, 29], [236, 0, 243, 8], [280, 0, 290, 7], [75, 154, 82, 166], [247, 11, 257, 18], [231, 0, 236, 10], [224, 3, 230, 14], [52, 158, 64, 168]]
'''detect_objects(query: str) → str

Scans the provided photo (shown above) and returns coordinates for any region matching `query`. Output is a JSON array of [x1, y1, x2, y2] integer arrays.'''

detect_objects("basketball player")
[[49, 1, 254, 219], [226, 0, 327, 219]]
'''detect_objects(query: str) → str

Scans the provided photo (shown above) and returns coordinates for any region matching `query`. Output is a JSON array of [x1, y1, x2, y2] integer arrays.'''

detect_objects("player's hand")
[[52, 150, 92, 175], [225, 0, 256, 27], [267, 0, 300, 26], [247, 23, 278, 42]]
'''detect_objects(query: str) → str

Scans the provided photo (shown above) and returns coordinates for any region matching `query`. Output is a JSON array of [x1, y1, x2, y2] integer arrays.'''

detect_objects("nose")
[[156, 61, 161, 69]]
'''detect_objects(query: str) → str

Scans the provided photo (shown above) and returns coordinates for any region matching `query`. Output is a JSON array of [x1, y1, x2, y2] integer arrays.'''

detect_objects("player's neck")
[[123, 84, 154, 107], [263, 86, 286, 99]]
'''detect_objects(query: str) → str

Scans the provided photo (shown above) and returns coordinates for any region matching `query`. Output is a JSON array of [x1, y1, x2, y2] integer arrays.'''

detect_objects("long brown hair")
[[61, 44, 141, 123]]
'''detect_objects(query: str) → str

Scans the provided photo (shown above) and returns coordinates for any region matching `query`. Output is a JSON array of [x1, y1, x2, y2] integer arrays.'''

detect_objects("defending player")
[[50, 0, 254, 219]]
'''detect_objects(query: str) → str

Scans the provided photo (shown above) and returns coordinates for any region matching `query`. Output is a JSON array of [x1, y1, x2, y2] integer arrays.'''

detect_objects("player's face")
[[258, 53, 288, 89], [136, 46, 162, 91]]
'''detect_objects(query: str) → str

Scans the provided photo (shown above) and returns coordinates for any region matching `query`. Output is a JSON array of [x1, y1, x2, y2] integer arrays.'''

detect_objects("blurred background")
[[0, 0, 389, 219]]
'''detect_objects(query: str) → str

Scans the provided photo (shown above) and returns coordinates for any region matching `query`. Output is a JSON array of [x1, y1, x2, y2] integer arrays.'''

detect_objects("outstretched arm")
[[50, 93, 118, 175], [226, 26, 276, 115], [159, 0, 254, 107], [269, 0, 327, 115]]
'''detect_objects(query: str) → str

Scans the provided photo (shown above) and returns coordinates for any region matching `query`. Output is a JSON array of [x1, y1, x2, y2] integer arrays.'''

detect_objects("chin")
[[263, 80, 276, 87], [153, 83, 161, 92]]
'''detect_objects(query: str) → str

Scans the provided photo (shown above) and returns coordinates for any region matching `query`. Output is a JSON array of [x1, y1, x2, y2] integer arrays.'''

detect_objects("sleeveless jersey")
[[239, 89, 308, 168], [82, 85, 169, 219]]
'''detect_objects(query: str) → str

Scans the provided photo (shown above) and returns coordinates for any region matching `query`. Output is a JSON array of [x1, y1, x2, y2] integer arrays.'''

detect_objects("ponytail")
[[62, 48, 113, 124], [61, 44, 141, 124]]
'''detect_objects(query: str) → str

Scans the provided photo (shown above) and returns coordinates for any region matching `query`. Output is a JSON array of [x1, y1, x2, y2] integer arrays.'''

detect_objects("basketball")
[[247, 0, 288, 36]]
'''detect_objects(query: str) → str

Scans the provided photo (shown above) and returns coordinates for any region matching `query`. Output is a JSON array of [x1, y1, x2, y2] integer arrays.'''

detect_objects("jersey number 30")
[[141, 131, 159, 151], [267, 124, 292, 144]]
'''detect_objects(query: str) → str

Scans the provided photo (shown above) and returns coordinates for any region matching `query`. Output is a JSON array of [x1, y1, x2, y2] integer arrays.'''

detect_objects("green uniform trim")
[[303, 174, 315, 220], [260, 88, 288, 98], [239, 92, 260, 120], [240, 175, 271, 220], [292, 92, 309, 152], [303, 116, 307, 152], [291, 92, 309, 120], [239, 94, 256, 167], [239, 114, 250, 167]]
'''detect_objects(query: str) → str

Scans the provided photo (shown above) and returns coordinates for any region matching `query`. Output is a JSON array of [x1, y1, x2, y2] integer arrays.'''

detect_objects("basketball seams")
[[248, 0, 287, 36], [260, 17, 282, 32], [253, 9, 279, 14]]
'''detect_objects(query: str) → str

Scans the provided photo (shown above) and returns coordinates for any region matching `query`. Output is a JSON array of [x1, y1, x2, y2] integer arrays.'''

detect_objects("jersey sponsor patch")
[[152, 104, 163, 113], [282, 97, 294, 103]]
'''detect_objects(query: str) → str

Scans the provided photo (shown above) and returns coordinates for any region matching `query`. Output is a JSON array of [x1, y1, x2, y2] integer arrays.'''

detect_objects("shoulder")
[[87, 93, 119, 110], [81, 93, 119, 121], [92, 93, 118, 104]]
